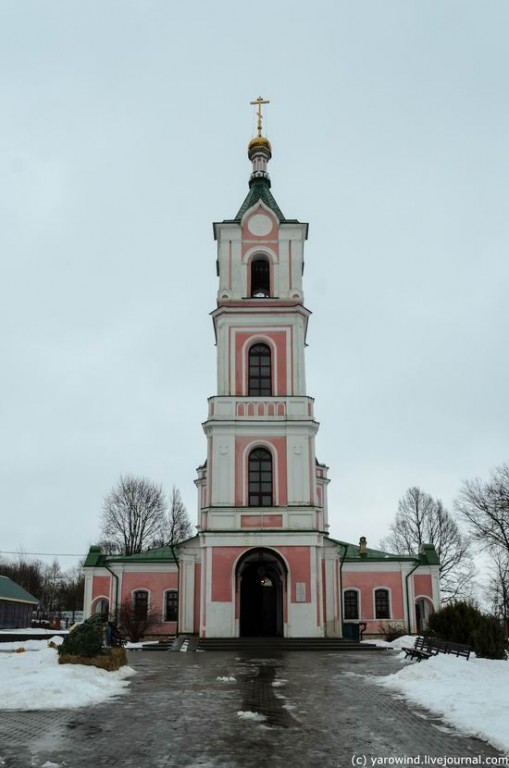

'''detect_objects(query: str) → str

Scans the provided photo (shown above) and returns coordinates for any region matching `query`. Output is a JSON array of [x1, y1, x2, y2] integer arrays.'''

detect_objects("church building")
[[84, 103, 441, 639]]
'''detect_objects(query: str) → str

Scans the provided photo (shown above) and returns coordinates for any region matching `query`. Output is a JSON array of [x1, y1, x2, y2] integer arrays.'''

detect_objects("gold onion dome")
[[248, 135, 272, 159]]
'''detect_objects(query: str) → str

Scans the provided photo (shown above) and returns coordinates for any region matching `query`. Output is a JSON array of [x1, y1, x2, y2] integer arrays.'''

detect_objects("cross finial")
[[250, 96, 270, 138]]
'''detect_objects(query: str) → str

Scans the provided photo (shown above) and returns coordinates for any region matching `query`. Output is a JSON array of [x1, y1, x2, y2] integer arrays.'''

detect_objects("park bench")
[[402, 636, 471, 662]]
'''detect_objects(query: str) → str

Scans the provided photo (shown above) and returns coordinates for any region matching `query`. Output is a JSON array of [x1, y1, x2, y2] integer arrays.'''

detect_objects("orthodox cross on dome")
[[250, 96, 270, 137]]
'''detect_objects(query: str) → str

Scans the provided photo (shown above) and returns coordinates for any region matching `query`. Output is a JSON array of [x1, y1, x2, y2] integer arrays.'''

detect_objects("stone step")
[[140, 641, 174, 651], [197, 637, 384, 652]]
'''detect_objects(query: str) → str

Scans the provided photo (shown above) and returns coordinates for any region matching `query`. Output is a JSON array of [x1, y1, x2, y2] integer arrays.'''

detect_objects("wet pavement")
[[0, 648, 504, 767]]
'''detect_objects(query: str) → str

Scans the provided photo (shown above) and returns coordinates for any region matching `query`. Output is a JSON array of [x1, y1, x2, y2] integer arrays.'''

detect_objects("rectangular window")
[[375, 589, 390, 619], [165, 591, 178, 622], [344, 590, 359, 620], [133, 591, 148, 621]]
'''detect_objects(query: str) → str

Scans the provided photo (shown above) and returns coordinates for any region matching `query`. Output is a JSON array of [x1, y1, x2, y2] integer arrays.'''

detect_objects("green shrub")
[[471, 616, 507, 660], [58, 615, 105, 659], [427, 601, 483, 645], [427, 601, 508, 660]]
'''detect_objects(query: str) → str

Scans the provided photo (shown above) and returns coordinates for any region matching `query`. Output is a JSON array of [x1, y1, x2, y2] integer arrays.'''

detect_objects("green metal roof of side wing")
[[0, 575, 39, 604]]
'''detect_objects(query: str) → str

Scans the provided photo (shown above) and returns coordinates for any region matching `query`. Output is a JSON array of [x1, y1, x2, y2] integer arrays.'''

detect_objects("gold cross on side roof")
[[250, 96, 270, 137]]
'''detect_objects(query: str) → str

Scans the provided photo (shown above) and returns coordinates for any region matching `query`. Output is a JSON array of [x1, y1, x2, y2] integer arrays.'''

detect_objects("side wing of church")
[[84, 112, 441, 639]]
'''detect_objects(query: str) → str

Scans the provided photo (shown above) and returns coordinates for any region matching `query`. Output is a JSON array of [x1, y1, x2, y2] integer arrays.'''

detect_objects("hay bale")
[[58, 647, 127, 671]]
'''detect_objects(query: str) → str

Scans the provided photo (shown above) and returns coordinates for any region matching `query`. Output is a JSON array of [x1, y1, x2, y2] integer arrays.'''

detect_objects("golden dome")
[[248, 135, 272, 157]]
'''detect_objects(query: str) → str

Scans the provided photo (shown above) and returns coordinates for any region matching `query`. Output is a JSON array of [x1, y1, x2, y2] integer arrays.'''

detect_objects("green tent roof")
[[234, 178, 286, 222], [0, 575, 39, 605]]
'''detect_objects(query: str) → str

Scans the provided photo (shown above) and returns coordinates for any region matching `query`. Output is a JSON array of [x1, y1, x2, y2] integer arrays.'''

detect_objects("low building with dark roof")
[[0, 576, 39, 629]]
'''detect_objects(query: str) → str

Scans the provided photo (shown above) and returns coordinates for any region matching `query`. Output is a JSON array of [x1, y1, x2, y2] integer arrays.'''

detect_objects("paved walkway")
[[0, 649, 503, 767]]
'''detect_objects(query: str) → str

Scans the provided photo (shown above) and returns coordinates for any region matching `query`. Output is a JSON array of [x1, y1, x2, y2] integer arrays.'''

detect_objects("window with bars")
[[251, 258, 270, 297], [343, 590, 359, 620], [248, 343, 272, 396], [248, 448, 273, 507], [374, 588, 390, 619], [164, 591, 178, 622], [133, 590, 148, 621]]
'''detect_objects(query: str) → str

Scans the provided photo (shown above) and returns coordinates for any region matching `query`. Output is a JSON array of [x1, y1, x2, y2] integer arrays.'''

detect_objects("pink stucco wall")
[[240, 514, 283, 528], [414, 573, 433, 598], [234, 331, 287, 397], [234, 435, 288, 506], [211, 545, 312, 605], [342, 571, 405, 627], [92, 575, 110, 602]]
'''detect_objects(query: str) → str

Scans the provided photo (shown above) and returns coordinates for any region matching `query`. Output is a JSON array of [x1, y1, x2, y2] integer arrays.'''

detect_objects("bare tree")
[[59, 566, 85, 619], [101, 475, 167, 555], [455, 463, 509, 555], [167, 486, 193, 545], [0, 555, 46, 600], [118, 599, 160, 642], [487, 550, 509, 624], [40, 560, 64, 614], [381, 486, 474, 601]]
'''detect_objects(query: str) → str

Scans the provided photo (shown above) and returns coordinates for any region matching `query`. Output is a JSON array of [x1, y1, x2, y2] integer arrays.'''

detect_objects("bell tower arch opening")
[[250, 256, 270, 297], [236, 548, 287, 637]]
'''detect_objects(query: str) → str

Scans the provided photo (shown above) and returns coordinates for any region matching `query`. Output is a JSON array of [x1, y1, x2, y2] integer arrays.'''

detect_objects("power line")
[[0, 550, 85, 557]]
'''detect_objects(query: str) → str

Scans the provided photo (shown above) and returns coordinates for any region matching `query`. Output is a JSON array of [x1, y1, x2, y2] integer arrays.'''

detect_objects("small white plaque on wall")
[[296, 582, 306, 603]]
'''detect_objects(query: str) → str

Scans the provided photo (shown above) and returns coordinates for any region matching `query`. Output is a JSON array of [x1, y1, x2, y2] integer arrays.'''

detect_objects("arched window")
[[248, 343, 272, 396], [165, 591, 178, 622], [375, 589, 390, 619], [248, 448, 273, 507], [251, 258, 270, 297], [343, 590, 359, 620], [133, 590, 148, 621]]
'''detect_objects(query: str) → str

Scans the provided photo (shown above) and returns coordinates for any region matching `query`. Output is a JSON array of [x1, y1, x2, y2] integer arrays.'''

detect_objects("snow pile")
[[0, 628, 68, 636], [377, 653, 509, 753], [0, 636, 63, 652], [236, 710, 266, 722], [361, 634, 416, 649], [0, 641, 135, 710]]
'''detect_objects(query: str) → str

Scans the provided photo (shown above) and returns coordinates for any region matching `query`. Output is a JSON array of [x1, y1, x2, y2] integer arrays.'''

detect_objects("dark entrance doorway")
[[237, 549, 286, 637]]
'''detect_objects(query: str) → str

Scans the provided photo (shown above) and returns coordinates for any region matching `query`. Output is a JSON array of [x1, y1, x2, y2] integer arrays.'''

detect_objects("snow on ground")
[[376, 644, 509, 754], [236, 711, 266, 722], [0, 628, 68, 636], [361, 634, 417, 649], [0, 639, 135, 710]]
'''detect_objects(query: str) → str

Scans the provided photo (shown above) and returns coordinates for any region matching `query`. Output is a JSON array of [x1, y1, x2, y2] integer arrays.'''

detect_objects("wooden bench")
[[442, 641, 472, 660], [402, 636, 472, 662]]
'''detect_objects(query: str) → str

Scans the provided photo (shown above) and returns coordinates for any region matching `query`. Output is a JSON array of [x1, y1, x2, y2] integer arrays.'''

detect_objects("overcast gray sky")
[[1, 1, 508, 575]]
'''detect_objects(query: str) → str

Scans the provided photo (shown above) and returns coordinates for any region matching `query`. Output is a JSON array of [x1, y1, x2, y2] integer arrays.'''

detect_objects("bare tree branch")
[[101, 475, 167, 555], [167, 486, 193, 545], [381, 486, 474, 601], [486, 550, 509, 623], [455, 463, 509, 555]]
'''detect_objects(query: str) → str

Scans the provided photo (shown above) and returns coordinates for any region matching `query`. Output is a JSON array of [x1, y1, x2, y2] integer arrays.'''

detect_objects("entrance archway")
[[415, 597, 434, 634], [236, 549, 287, 637]]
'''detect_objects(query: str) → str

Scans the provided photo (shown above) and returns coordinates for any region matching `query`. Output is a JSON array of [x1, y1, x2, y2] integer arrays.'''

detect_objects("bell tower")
[[195, 100, 333, 638]]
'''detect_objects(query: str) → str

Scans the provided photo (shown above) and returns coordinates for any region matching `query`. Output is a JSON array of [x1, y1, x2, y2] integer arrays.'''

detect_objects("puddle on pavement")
[[234, 659, 295, 729]]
